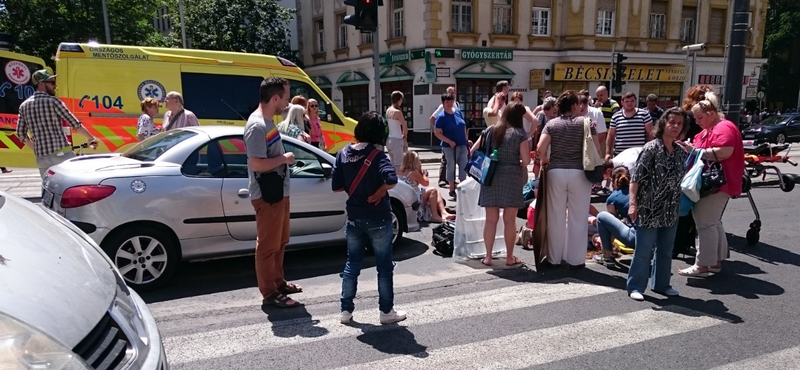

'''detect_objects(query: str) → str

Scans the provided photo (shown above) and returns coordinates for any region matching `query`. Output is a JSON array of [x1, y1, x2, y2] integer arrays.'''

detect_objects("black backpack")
[[431, 222, 455, 257]]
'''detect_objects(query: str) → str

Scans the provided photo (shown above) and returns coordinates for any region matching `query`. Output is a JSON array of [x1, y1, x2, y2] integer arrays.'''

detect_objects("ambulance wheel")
[[746, 228, 760, 246]]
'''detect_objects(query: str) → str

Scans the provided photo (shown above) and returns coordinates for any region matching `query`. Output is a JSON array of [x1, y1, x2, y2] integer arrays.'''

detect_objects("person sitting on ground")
[[397, 151, 454, 223], [594, 166, 635, 266]]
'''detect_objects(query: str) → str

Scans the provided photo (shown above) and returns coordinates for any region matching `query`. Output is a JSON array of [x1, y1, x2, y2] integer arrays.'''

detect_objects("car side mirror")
[[322, 162, 333, 178], [326, 102, 333, 121]]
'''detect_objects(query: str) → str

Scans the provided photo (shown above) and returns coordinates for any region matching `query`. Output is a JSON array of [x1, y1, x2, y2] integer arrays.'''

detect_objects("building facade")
[[298, 0, 768, 143]]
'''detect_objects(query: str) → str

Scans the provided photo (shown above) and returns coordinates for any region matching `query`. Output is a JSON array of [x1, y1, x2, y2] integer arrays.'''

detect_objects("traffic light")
[[343, 0, 380, 32], [612, 53, 628, 93]]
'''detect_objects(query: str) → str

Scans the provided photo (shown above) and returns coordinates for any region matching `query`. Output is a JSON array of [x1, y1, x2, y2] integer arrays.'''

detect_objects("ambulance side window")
[[287, 80, 342, 126], [180, 73, 262, 121]]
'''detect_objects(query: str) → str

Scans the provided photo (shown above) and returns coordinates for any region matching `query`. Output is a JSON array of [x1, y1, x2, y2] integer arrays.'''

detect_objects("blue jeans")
[[341, 218, 395, 314], [627, 225, 677, 294], [442, 145, 468, 182], [596, 211, 636, 252]]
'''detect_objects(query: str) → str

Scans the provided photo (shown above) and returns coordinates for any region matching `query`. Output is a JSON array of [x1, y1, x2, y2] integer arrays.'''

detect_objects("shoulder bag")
[[700, 150, 726, 198], [582, 117, 605, 183], [466, 128, 499, 186]]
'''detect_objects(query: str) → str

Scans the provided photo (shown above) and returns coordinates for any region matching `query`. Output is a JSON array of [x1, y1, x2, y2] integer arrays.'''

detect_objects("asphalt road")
[[139, 161, 800, 369]]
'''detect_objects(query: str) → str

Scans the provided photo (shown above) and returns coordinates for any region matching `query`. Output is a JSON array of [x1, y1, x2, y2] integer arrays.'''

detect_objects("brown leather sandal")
[[262, 292, 300, 308], [279, 281, 303, 294]]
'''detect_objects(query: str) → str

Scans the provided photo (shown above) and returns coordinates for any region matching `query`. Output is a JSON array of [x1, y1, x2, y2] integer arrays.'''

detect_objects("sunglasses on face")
[[309, 104, 318, 108]]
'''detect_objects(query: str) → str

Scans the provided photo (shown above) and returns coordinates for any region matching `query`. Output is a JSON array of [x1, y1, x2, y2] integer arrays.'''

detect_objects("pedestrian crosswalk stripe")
[[709, 346, 800, 370], [165, 282, 616, 364], [334, 307, 724, 370], [149, 267, 487, 318]]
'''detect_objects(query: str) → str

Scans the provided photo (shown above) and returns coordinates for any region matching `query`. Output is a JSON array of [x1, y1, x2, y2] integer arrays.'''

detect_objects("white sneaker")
[[629, 291, 645, 301], [340, 311, 353, 324], [658, 287, 680, 297], [379, 309, 407, 324]]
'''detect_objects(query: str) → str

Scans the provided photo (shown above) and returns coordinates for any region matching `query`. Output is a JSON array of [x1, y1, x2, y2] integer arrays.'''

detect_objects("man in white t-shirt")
[[483, 80, 509, 126]]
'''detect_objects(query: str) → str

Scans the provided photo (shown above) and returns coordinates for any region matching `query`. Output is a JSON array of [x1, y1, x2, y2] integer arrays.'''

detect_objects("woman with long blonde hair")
[[278, 104, 310, 143]]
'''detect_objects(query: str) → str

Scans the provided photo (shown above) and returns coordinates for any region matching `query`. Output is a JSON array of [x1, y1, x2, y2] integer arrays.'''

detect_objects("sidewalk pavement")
[[0, 168, 42, 201]]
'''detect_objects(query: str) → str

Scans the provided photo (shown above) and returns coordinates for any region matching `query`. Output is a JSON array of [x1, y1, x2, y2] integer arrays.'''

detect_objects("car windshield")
[[760, 116, 790, 126], [122, 130, 197, 161]]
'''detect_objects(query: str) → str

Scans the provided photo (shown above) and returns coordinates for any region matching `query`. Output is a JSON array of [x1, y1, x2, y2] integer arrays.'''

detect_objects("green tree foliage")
[[763, 0, 800, 107], [0, 0, 165, 67], [171, 0, 299, 65]]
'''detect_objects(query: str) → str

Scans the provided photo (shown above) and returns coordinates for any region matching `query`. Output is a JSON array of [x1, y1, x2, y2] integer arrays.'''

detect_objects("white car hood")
[[0, 193, 115, 347]]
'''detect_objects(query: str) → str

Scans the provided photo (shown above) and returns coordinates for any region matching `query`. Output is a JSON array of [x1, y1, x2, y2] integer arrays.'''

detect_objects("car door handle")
[[237, 189, 250, 198]]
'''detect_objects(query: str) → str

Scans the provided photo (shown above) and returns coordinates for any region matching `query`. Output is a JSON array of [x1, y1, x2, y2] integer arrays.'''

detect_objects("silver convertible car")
[[43, 126, 420, 291]]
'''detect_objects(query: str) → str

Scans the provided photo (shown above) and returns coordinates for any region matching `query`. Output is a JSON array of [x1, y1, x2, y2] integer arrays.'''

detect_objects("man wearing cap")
[[16, 69, 98, 179]]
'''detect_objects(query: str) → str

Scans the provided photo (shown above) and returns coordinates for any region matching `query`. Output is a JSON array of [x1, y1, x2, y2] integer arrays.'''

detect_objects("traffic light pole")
[[373, 25, 381, 112], [723, 0, 750, 125]]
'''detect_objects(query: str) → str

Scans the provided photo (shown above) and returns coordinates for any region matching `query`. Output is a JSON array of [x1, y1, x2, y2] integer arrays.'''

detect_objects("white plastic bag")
[[681, 152, 703, 202], [452, 178, 506, 260]]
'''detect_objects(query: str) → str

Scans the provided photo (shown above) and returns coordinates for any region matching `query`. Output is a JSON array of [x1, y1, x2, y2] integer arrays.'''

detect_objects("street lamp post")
[[101, 0, 111, 43], [179, 0, 188, 48]]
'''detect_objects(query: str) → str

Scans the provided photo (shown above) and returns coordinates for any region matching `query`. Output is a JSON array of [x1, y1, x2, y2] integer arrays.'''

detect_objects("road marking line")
[[164, 282, 616, 364], [335, 307, 724, 370], [149, 266, 487, 318], [709, 346, 800, 370]]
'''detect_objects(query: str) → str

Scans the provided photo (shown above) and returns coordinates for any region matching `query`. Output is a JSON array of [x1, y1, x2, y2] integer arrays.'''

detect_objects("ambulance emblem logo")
[[5, 61, 30, 85], [137, 80, 166, 101]]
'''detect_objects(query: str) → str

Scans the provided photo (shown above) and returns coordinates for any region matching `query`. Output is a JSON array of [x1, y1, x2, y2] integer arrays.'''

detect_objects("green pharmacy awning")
[[310, 75, 332, 88], [336, 71, 370, 87], [379, 65, 415, 83], [453, 62, 515, 79]]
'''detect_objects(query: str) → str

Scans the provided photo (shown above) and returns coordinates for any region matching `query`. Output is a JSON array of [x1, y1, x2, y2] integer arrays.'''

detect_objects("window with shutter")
[[709, 8, 725, 44], [597, 0, 616, 12]]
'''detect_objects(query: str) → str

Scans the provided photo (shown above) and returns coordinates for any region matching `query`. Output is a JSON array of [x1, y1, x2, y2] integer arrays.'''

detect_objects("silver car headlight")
[[0, 311, 92, 370], [111, 272, 148, 346]]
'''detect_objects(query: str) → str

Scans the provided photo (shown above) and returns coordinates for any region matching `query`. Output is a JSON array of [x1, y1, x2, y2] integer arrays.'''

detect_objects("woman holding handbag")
[[536, 91, 597, 268], [677, 94, 745, 277], [478, 102, 530, 267]]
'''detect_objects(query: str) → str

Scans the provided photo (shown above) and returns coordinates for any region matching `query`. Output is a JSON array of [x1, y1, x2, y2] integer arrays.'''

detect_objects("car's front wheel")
[[102, 226, 178, 291], [391, 201, 405, 246], [776, 133, 787, 144]]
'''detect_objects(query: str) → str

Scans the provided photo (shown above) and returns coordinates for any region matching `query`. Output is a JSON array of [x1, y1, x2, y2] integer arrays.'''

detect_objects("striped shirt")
[[610, 108, 652, 155], [16, 92, 82, 157], [599, 99, 620, 126], [542, 116, 596, 170]]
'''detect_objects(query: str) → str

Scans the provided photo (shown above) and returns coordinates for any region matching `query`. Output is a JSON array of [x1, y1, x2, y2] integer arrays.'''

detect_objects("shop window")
[[341, 85, 370, 120], [452, 0, 473, 33], [456, 80, 496, 136], [180, 73, 262, 121], [531, 7, 550, 36]]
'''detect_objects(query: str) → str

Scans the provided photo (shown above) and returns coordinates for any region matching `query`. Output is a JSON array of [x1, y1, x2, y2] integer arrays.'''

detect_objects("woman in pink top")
[[677, 93, 744, 277], [307, 99, 325, 150]]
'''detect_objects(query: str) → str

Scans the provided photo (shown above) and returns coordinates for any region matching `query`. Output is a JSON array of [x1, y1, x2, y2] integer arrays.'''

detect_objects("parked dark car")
[[741, 114, 800, 144]]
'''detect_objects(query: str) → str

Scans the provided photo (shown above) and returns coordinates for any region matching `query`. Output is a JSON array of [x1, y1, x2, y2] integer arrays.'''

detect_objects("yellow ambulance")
[[43, 43, 353, 162], [0, 50, 51, 168]]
